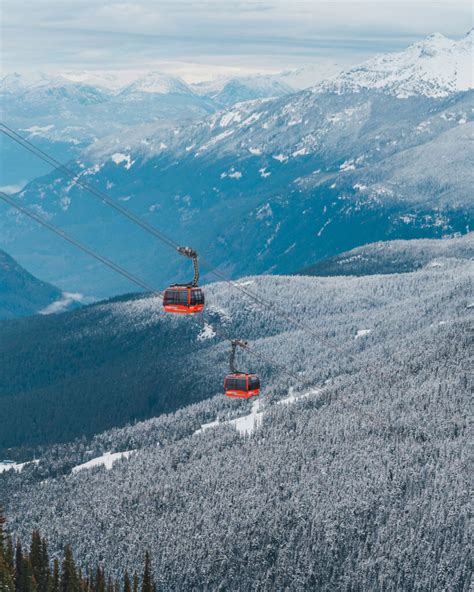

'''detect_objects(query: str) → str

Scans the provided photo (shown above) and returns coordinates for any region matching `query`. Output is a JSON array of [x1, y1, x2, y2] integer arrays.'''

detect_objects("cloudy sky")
[[1, 0, 472, 81]]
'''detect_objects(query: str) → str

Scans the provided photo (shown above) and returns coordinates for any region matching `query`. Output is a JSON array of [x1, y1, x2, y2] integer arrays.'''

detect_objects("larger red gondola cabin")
[[163, 286, 205, 314], [224, 373, 260, 398]]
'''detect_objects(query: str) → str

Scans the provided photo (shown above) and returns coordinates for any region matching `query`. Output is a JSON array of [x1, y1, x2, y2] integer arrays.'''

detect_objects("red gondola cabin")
[[163, 286, 205, 314], [224, 373, 260, 399]]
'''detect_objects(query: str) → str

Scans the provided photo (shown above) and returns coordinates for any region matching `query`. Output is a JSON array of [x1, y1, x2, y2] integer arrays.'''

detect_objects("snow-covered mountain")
[[191, 74, 293, 106], [2, 32, 473, 296], [119, 71, 195, 96], [316, 30, 474, 98], [6, 84, 472, 295]]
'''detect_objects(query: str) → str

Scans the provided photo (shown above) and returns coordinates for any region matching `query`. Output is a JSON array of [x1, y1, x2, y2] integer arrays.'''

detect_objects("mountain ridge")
[[314, 29, 473, 98], [0, 248, 78, 319]]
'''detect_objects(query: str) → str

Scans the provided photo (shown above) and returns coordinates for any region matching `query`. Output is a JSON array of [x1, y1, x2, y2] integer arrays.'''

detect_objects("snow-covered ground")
[[72, 450, 135, 474], [0, 459, 39, 474], [195, 388, 321, 436]]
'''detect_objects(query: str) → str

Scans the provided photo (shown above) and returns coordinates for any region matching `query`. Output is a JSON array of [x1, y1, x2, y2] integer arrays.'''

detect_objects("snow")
[[197, 323, 216, 341], [249, 147, 262, 155], [277, 388, 320, 406], [221, 169, 242, 179], [72, 450, 134, 474], [292, 147, 309, 157], [259, 167, 271, 178], [82, 163, 103, 176], [256, 203, 273, 220], [340, 159, 356, 171], [0, 459, 39, 474], [120, 72, 191, 95], [111, 153, 135, 170], [20, 124, 54, 136], [229, 399, 263, 435], [194, 420, 220, 435], [273, 153, 289, 162], [317, 218, 332, 237], [220, 110, 242, 127], [194, 389, 321, 437], [355, 329, 371, 338]]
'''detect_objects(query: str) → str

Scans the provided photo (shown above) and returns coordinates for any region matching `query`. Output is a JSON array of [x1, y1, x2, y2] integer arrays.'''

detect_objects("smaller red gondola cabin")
[[163, 286, 205, 314], [224, 372, 260, 399], [224, 339, 260, 398], [163, 246, 205, 314]]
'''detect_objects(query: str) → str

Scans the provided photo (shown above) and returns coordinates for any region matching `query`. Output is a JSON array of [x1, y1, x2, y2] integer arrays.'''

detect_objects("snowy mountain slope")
[[119, 71, 195, 96], [0, 71, 216, 188], [299, 232, 474, 276], [191, 74, 293, 106], [0, 248, 82, 319], [2, 32, 473, 296], [0, 239, 471, 454], [316, 30, 474, 98], [1, 250, 471, 589], [4, 85, 472, 297]]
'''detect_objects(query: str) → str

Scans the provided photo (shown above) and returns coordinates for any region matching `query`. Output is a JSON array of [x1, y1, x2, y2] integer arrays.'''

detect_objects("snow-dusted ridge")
[[315, 30, 474, 98]]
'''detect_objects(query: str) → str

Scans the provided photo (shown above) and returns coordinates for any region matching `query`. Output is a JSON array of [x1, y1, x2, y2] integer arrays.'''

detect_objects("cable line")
[[0, 193, 396, 434], [0, 189, 320, 395], [0, 191, 158, 294], [0, 124, 180, 251], [0, 122, 347, 356], [0, 123, 408, 433]]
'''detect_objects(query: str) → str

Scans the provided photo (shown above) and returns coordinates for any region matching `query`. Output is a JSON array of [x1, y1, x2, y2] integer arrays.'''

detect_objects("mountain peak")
[[315, 31, 474, 98], [120, 71, 193, 95], [462, 28, 474, 43]]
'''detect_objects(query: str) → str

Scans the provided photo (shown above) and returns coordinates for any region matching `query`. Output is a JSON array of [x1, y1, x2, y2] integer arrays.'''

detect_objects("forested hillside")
[[299, 232, 473, 276], [1, 248, 471, 590], [1, 236, 471, 456]]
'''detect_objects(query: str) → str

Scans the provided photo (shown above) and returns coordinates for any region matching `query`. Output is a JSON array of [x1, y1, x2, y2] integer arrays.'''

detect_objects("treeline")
[[0, 510, 155, 592]]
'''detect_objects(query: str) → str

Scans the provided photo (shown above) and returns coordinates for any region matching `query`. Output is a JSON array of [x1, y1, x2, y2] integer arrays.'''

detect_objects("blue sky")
[[1, 1, 472, 81]]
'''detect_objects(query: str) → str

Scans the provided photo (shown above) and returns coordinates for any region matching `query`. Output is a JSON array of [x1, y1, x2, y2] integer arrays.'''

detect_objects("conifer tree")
[[122, 572, 131, 592], [140, 553, 153, 592], [40, 541, 49, 592], [15, 542, 26, 592], [60, 546, 78, 592], [0, 552, 15, 592], [0, 508, 5, 551], [5, 539, 14, 573], [48, 560, 59, 592], [0, 506, 14, 592], [22, 559, 37, 592], [94, 567, 104, 592], [30, 531, 49, 592], [131, 574, 138, 592]]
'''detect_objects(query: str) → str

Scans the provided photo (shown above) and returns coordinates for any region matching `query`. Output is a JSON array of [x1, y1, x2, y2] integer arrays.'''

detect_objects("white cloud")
[[1, 1, 472, 77]]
